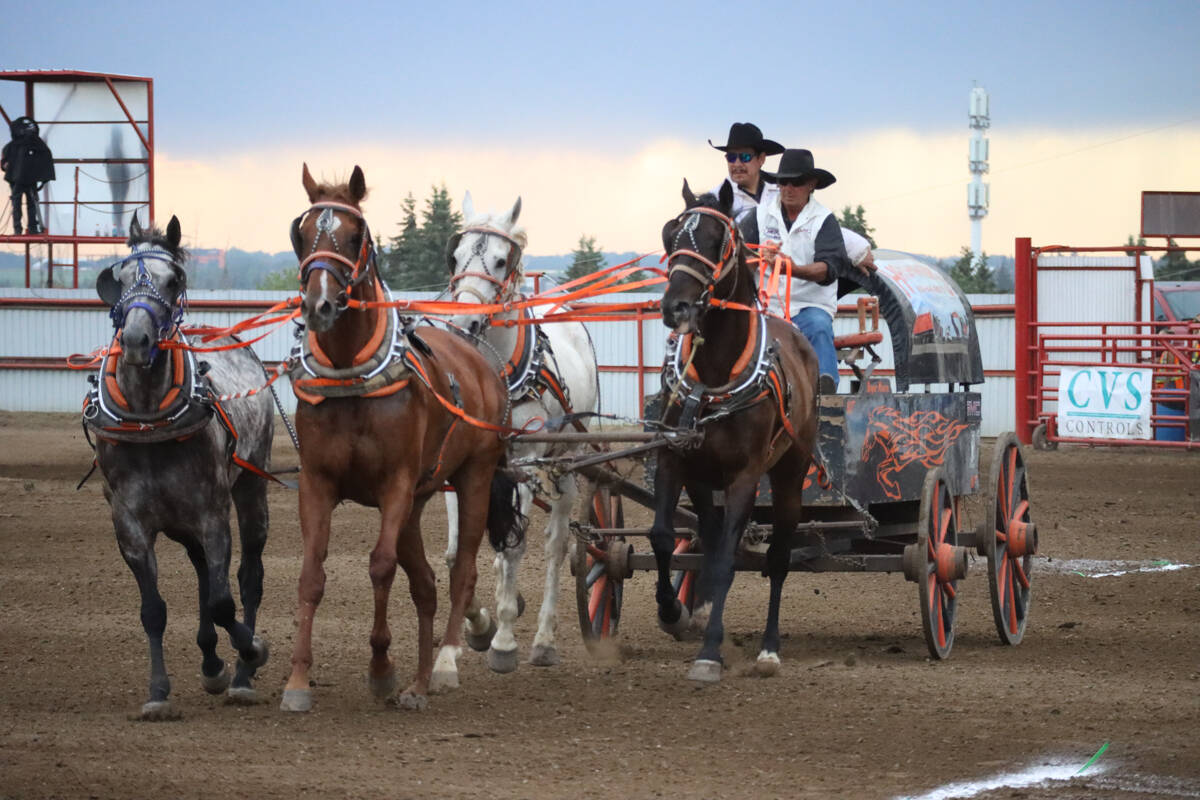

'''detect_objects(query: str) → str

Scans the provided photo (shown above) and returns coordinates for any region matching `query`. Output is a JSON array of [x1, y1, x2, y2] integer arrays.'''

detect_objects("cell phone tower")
[[968, 85, 990, 266]]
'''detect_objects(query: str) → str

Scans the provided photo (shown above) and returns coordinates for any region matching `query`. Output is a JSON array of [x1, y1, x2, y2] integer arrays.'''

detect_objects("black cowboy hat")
[[761, 148, 836, 189], [708, 122, 784, 156]]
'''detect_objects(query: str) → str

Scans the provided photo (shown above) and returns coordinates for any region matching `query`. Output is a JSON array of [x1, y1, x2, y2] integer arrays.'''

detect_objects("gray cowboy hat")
[[761, 148, 836, 189], [708, 122, 784, 156]]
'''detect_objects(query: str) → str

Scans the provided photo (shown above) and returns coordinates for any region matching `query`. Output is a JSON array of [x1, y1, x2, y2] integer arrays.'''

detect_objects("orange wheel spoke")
[[995, 528, 1008, 542], [1013, 558, 1030, 590], [936, 590, 947, 647], [588, 576, 607, 620], [1012, 499, 1029, 522], [943, 582, 957, 599], [927, 574, 937, 614]]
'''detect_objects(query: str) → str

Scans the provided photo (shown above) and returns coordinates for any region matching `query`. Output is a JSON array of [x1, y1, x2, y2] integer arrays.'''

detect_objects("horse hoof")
[[755, 651, 781, 677], [369, 670, 398, 701], [140, 700, 179, 721], [201, 664, 231, 695], [226, 686, 261, 705], [516, 592, 526, 618], [242, 636, 270, 670], [394, 691, 427, 711], [279, 688, 313, 713], [487, 646, 519, 674], [466, 617, 498, 652], [529, 645, 559, 667], [657, 604, 692, 640], [687, 659, 723, 684], [429, 669, 460, 695]]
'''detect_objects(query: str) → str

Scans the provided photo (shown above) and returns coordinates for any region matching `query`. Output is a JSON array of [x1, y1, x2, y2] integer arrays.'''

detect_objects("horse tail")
[[486, 457, 527, 552]]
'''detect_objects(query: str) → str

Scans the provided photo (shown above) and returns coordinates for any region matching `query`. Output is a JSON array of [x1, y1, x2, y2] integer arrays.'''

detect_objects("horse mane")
[[128, 224, 189, 263], [312, 179, 369, 207]]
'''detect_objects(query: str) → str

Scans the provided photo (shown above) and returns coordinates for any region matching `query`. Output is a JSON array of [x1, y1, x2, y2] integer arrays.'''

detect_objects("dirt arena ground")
[[1, 411, 1197, 800]]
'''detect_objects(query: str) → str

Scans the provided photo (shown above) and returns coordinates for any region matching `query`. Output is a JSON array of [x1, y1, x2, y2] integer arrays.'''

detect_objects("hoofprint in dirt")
[[0, 411, 1196, 800]]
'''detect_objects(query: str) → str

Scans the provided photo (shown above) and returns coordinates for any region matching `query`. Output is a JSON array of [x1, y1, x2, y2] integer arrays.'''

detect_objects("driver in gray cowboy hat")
[[708, 122, 785, 220], [739, 148, 850, 394]]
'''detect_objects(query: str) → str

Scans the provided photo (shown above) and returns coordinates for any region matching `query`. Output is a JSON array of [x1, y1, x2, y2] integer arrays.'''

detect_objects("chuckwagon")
[[530, 253, 1037, 660]]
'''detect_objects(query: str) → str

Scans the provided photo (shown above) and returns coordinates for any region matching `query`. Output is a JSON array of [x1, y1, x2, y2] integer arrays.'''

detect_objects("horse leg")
[[756, 456, 808, 677], [444, 487, 495, 653], [488, 481, 531, 673], [229, 472, 270, 702], [686, 485, 722, 635], [394, 501, 437, 711], [648, 451, 688, 637], [688, 475, 758, 684], [114, 516, 174, 720], [529, 474, 577, 666], [366, 485, 417, 703], [197, 514, 266, 677], [281, 480, 335, 713], [180, 538, 230, 695]]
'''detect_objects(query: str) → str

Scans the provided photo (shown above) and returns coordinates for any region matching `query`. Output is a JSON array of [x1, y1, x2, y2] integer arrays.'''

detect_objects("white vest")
[[712, 178, 778, 222], [756, 195, 837, 318]]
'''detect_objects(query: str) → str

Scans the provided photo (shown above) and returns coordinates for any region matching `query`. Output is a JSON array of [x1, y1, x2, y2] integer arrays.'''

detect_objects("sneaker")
[[819, 374, 837, 394]]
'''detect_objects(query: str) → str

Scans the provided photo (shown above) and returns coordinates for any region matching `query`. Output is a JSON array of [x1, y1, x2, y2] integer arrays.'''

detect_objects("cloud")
[[157, 125, 1200, 257]]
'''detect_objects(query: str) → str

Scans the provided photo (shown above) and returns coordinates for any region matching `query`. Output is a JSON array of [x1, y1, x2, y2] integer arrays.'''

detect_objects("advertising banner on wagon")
[[1058, 366, 1153, 440]]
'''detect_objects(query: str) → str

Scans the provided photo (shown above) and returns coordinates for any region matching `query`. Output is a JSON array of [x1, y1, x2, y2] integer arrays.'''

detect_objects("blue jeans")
[[791, 306, 837, 381]]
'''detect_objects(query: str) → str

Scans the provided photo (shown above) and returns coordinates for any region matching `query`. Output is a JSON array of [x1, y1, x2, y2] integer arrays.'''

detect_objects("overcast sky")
[[4, 0, 1198, 255]]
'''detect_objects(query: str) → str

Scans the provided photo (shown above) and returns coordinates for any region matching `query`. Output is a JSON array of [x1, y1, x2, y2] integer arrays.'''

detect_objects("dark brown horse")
[[281, 164, 522, 712], [652, 180, 819, 683]]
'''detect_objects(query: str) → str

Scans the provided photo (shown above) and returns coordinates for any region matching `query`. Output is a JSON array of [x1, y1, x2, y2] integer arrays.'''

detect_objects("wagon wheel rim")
[[917, 467, 958, 660], [986, 433, 1034, 645], [574, 485, 625, 650]]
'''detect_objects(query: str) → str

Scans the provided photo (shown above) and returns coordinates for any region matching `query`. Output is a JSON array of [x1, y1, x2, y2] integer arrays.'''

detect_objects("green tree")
[[945, 247, 998, 293], [379, 193, 420, 288], [1155, 237, 1198, 280], [565, 235, 607, 282], [257, 268, 296, 290], [1124, 233, 1146, 257], [836, 204, 876, 248], [381, 184, 463, 291]]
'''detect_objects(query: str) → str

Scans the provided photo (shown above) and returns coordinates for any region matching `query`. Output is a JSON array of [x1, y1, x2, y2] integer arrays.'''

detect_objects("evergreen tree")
[[566, 235, 607, 282], [382, 184, 463, 291], [1156, 237, 1198, 280], [836, 204, 876, 248], [945, 246, 998, 293], [379, 193, 420, 288], [1124, 233, 1147, 257]]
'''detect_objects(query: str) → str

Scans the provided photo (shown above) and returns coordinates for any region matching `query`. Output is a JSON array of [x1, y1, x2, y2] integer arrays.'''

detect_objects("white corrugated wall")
[[1, 288, 1017, 435]]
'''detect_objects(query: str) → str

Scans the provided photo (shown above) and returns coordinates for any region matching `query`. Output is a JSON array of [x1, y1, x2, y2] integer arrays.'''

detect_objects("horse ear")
[[462, 190, 475, 222], [301, 162, 319, 202], [96, 265, 122, 306], [717, 180, 734, 213], [682, 179, 698, 208], [348, 166, 367, 203], [128, 211, 143, 241], [508, 196, 522, 226], [166, 215, 182, 251]]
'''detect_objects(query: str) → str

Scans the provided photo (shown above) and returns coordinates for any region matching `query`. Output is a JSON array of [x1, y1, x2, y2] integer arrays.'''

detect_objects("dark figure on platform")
[[1, 116, 55, 235]]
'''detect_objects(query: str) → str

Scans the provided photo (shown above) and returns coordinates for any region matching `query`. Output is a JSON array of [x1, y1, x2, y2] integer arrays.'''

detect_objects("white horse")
[[430, 193, 599, 690]]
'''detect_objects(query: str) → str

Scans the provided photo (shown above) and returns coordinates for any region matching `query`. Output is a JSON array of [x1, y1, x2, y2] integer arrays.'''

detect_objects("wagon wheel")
[[980, 432, 1036, 645], [670, 535, 701, 615], [911, 468, 963, 660], [1031, 422, 1057, 451], [572, 484, 626, 651]]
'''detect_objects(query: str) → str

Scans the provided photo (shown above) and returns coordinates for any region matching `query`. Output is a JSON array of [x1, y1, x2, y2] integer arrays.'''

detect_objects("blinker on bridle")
[[106, 249, 187, 353], [292, 201, 377, 313], [666, 206, 740, 309]]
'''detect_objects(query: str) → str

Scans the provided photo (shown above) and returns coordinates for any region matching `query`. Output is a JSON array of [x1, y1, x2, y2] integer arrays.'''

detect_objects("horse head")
[[292, 163, 375, 333], [96, 213, 188, 367], [446, 192, 526, 337], [660, 179, 742, 334]]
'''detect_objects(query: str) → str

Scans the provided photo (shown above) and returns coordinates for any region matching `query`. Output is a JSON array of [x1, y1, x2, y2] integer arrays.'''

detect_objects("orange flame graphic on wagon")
[[861, 407, 969, 500]]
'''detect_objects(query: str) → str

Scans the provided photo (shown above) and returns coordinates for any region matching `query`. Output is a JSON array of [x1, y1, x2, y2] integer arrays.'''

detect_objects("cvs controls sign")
[[1058, 367, 1152, 440]]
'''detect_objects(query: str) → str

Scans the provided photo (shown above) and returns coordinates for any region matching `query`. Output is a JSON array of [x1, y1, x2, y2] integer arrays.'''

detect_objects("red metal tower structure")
[[0, 70, 154, 288]]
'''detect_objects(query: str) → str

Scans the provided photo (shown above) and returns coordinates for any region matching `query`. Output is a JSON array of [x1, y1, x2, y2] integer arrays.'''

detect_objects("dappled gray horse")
[[88, 214, 273, 719]]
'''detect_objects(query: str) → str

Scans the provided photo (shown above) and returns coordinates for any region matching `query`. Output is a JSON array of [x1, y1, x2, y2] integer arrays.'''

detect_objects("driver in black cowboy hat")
[[739, 148, 849, 394], [708, 122, 784, 220], [1, 117, 55, 236]]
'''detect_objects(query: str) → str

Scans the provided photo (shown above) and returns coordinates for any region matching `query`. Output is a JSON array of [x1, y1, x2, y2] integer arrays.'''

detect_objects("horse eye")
[[495, 258, 506, 271], [165, 275, 179, 291]]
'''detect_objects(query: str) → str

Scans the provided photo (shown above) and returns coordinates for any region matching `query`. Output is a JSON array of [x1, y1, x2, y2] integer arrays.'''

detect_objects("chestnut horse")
[[651, 180, 819, 683], [281, 164, 523, 712]]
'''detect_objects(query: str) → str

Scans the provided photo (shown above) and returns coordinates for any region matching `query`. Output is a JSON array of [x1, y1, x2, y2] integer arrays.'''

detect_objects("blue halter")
[[107, 249, 187, 356]]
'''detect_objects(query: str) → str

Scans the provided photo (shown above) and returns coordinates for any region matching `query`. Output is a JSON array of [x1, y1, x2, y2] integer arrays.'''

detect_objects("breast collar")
[[503, 306, 572, 413], [288, 281, 416, 405], [83, 329, 214, 443], [661, 311, 788, 431]]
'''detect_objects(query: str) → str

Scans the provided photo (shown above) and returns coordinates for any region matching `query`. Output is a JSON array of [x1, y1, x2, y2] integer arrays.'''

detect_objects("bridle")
[[106, 248, 187, 355], [665, 206, 742, 310], [446, 226, 524, 305], [291, 201, 378, 314]]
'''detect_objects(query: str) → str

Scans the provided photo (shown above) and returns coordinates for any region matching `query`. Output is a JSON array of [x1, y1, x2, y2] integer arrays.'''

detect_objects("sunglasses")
[[777, 177, 810, 188], [724, 152, 755, 163]]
